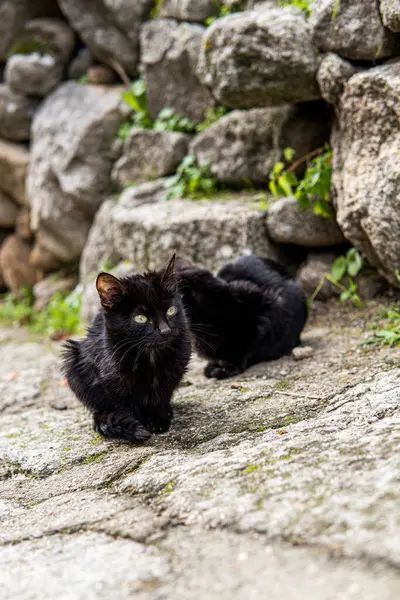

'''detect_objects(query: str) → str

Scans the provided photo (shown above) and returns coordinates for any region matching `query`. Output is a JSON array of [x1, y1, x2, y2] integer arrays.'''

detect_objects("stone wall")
[[0, 0, 399, 313]]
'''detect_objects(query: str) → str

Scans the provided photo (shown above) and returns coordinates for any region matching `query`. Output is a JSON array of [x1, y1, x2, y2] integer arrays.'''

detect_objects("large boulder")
[[333, 61, 400, 287], [0, 0, 61, 62], [0, 234, 39, 293], [197, 7, 321, 108], [81, 181, 278, 283], [0, 84, 40, 142], [158, 0, 219, 21], [5, 19, 75, 97], [310, 0, 399, 61], [140, 19, 214, 124], [0, 193, 18, 229], [267, 197, 345, 247], [58, 0, 153, 77], [112, 130, 190, 188], [317, 53, 362, 106], [190, 103, 330, 185], [380, 0, 400, 31], [0, 141, 30, 205], [80, 181, 168, 282], [27, 82, 126, 267]]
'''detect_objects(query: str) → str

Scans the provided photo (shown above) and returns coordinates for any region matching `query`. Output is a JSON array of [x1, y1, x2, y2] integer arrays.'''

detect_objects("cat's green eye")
[[166, 305, 177, 317], [134, 314, 148, 323]]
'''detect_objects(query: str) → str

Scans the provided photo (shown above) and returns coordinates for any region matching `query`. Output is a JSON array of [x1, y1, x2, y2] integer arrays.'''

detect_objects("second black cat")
[[175, 254, 308, 379], [62, 255, 191, 443]]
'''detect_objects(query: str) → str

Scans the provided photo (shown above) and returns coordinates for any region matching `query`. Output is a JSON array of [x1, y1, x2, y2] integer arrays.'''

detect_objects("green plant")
[[206, 2, 242, 26], [269, 146, 334, 219], [153, 108, 197, 134], [332, 0, 341, 20], [119, 78, 153, 137], [150, 0, 164, 18], [197, 106, 228, 132], [278, 0, 314, 18], [165, 155, 218, 200], [363, 305, 400, 347], [77, 74, 89, 85], [0, 286, 82, 338], [309, 248, 364, 308], [7, 37, 56, 58]]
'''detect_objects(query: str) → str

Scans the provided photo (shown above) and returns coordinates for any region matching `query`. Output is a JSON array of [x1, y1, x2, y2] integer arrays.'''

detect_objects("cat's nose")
[[158, 322, 171, 336]]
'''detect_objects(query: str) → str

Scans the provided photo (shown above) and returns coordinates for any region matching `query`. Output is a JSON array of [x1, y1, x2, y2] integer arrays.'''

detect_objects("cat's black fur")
[[62, 255, 191, 443], [175, 254, 308, 379]]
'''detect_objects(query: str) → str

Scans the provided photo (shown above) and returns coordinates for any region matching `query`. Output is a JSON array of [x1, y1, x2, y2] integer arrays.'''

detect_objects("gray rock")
[[80, 183, 277, 291], [197, 7, 321, 108], [15, 18, 75, 63], [68, 47, 93, 80], [80, 181, 167, 282], [0, 0, 61, 62], [190, 103, 330, 186], [111, 197, 276, 273], [317, 53, 362, 106], [310, 0, 399, 61], [5, 19, 75, 97], [0, 140, 30, 205], [5, 54, 63, 97], [333, 61, 400, 287], [0, 234, 38, 293], [112, 130, 190, 188], [292, 345, 313, 360], [0, 192, 18, 229], [380, 0, 400, 31], [27, 82, 126, 266], [297, 251, 338, 300], [158, 0, 219, 21], [267, 197, 345, 247], [0, 84, 40, 142], [140, 19, 213, 124], [58, 0, 153, 77]]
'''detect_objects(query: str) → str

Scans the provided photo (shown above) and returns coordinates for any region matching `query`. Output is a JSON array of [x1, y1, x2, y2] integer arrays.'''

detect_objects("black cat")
[[62, 255, 191, 443], [175, 254, 308, 379]]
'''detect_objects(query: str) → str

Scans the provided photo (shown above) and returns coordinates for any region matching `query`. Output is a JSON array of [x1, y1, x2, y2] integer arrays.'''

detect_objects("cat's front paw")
[[147, 418, 172, 434], [204, 360, 242, 380], [93, 413, 151, 444]]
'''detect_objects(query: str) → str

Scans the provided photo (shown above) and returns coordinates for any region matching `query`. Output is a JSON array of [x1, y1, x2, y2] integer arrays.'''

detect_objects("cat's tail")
[[93, 411, 151, 444]]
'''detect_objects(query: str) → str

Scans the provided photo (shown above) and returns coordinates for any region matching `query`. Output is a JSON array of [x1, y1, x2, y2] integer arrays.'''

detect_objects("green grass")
[[0, 286, 82, 338]]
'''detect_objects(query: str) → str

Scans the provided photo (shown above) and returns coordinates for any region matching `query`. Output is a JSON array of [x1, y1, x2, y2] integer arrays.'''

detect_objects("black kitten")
[[62, 255, 191, 443], [176, 254, 308, 379]]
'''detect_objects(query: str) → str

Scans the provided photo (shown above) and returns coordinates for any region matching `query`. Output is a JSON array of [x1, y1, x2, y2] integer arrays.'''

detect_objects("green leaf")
[[347, 249, 363, 277], [269, 180, 279, 197], [297, 192, 310, 212], [122, 91, 140, 112], [273, 162, 285, 177], [284, 147, 295, 162], [331, 256, 347, 282], [277, 174, 293, 197]]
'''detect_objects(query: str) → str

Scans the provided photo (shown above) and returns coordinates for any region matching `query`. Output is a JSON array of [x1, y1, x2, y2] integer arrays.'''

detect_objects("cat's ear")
[[161, 253, 176, 281], [96, 273, 125, 309]]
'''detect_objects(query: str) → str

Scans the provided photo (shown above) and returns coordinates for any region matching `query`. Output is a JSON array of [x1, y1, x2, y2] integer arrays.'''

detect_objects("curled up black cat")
[[62, 254, 191, 443], [175, 254, 308, 380]]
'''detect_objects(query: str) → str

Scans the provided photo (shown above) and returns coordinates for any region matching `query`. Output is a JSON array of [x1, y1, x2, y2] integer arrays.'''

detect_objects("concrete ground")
[[0, 300, 399, 599]]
